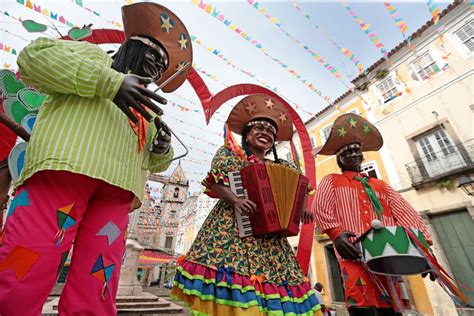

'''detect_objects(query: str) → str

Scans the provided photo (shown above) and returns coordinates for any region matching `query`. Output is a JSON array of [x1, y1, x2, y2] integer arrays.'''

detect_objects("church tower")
[[153, 162, 188, 252]]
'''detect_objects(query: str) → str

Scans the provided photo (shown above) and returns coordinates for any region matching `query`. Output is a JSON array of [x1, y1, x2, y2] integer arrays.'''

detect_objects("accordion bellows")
[[241, 163, 309, 237]]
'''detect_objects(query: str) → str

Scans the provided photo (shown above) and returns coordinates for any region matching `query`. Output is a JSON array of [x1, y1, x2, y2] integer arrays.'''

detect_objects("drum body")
[[360, 226, 431, 276]]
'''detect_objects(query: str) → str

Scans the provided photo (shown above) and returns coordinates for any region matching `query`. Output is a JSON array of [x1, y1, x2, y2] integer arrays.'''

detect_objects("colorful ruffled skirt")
[[171, 200, 322, 315]]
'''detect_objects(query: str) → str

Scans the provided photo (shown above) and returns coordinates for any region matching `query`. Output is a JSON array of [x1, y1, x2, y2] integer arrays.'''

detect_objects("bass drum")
[[359, 225, 431, 276]]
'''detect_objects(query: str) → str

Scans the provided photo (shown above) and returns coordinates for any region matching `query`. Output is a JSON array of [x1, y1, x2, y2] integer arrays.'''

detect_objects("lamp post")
[[457, 175, 474, 196]]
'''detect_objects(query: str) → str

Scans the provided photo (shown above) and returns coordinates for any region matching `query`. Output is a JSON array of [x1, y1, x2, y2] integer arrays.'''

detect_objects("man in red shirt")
[[313, 113, 432, 316]]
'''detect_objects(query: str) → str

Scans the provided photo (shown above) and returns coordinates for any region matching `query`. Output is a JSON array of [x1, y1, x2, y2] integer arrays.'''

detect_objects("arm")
[[0, 112, 30, 141], [385, 184, 433, 245], [314, 175, 360, 260], [17, 37, 125, 99], [143, 118, 174, 173], [202, 146, 256, 215], [313, 175, 342, 239]]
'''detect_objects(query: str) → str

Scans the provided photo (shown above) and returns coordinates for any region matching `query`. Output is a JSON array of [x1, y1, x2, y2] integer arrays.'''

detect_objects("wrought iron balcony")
[[405, 139, 473, 187]]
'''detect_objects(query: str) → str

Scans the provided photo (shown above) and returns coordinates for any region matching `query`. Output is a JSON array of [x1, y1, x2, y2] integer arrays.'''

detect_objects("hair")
[[111, 38, 166, 75], [241, 117, 280, 163]]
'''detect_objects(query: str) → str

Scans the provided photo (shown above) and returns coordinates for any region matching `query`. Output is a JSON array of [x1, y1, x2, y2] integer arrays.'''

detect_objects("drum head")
[[366, 255, 431, 276]]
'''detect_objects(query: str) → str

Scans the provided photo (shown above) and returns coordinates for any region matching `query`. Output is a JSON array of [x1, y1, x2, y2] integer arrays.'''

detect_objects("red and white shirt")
[[313, 171, 431, 244]]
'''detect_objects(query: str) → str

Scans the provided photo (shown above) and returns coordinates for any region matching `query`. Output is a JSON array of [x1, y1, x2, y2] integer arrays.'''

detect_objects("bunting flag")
[[70, 0, 123, 29], [384, 2, 408, 35], [192, 64, 229, 87], [190, 35, 315, 117], [191, 0, 333, 104], [341, 0, 388, 57], [427, 0, 450, 61], [173, 90, 228, 120], [0, 42, 18, 55], [290, 1, 365, 75], [246, 0, 345, 84], [15, 0, 79, 28]]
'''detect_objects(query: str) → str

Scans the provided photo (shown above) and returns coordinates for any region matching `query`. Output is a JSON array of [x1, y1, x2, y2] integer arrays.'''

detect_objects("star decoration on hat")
[[160, 13, 174, 33], [348, 117, 357, 128], [245, 102, 256, 114], [178, 34, 188, 50], [264, 98, 274, 109], [337, 126, 347, 137], [363, 124, 371, 134], [278, 112, 287, 122]]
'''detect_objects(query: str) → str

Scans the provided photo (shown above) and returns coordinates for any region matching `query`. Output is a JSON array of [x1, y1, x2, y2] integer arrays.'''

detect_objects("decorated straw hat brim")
[[315, 113, 383, 156], [227, 94, 293, 141], [122, 2, 192, 92]]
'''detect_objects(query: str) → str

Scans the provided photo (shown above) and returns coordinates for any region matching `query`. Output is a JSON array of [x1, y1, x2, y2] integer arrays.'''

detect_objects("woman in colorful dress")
[[171, 94, 322, 315]]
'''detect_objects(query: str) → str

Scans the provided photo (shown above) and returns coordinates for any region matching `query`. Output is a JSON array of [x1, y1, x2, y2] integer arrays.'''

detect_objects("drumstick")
[[153, 62, 190, 93], [352, 219, 383, 245]]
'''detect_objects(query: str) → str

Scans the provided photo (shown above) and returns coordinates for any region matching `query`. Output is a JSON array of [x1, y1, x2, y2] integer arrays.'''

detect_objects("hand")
[[151, 117, 171, 154], [301, 209, 314, 224], [233, 198, 257, 216], [421, 271, 437, 281], [333, 231, 361, 260], [113, 75, 167, 124]]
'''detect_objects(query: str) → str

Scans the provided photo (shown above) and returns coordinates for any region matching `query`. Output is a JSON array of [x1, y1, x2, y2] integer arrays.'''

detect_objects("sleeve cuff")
[[148, 146, 174, 173], [96, 67, 126, 100], [325, 227, 344, 241], [202, 169, 229, 198]]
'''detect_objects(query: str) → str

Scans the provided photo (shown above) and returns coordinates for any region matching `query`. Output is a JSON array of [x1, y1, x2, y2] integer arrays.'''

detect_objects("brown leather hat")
[[313, 113, 383, 156], [122, 2, 192, 92], [227, 94, 293, 141]]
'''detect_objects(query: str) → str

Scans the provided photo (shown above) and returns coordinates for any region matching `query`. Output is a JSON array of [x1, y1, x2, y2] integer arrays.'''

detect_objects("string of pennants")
[[246, 0, 345, 85], [290, 1, 365, 76], [190, 35, 316, 117], [191, 0, 333, 105]]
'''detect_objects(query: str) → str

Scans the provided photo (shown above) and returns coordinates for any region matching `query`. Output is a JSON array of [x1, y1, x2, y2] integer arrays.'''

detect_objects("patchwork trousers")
[[0, 170, 134, 315]]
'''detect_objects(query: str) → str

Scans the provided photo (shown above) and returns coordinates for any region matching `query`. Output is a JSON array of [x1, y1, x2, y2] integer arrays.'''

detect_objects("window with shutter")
[[454, 20, 473, 53]]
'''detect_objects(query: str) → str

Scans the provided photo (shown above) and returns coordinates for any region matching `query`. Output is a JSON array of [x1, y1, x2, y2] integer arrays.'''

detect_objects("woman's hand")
[[233, 198, 257, 216], [301, 209, 314, 224]]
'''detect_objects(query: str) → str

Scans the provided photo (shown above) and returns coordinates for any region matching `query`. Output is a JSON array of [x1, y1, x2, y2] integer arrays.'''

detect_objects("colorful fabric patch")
[[0, 245, 39, 280], [96, 221, 121, 246], [7, 189, 30, 218], [55, 203, 76, 247], [91, 254, 115, 300]]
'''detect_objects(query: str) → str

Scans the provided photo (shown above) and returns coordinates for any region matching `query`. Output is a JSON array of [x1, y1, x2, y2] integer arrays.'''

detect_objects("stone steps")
[[42, 293, 187, 315], [116, 301, 171, 309]]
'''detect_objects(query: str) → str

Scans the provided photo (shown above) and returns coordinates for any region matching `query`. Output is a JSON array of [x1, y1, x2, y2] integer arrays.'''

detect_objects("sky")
[[0, 0, 452, 193]]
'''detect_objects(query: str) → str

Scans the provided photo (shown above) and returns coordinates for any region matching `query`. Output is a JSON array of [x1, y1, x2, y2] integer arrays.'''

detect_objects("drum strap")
[[354, 176, 383, 220]]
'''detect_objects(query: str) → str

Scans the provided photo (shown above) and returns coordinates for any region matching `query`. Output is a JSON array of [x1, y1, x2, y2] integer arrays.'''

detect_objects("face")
[[338, 145, 363, 170], [139, 47, 169, 80], [246, 122, 276, 153]]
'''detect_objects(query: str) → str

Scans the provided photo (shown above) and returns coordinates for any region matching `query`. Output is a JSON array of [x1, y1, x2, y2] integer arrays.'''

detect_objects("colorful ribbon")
[[216, 266, 234, 285], [354, 176, 383, 220]]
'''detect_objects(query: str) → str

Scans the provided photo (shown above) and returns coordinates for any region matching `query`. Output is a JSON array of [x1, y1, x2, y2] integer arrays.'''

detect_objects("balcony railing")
[[405, 139, 473, 186]]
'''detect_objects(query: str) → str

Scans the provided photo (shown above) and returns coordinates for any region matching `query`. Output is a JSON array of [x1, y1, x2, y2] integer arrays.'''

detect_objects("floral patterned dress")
[[171, 146, 322, 316]]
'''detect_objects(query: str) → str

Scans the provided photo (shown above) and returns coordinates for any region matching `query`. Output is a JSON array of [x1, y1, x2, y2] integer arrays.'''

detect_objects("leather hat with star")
[[314, 113, 383, 156], [122, 2, 192, 92], [227, 94, 293, 141]]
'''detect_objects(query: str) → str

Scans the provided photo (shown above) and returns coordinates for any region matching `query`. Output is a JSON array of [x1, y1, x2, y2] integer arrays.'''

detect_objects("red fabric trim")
[[325, 227, 343, 241]]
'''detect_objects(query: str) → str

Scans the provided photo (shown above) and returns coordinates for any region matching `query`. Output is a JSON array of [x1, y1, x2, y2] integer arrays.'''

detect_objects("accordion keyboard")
[[229, 171, 252, 238]]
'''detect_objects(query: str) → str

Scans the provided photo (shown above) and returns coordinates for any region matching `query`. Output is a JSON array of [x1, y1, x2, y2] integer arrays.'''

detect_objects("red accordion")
[[229, 163, 309, 237]]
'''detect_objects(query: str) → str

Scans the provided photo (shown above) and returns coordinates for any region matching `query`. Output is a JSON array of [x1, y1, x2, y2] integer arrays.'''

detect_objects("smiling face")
[[246, 121, 277, 153]]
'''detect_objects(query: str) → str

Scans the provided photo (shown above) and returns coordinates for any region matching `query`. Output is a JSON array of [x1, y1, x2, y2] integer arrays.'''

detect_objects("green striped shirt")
[[16, 37, 173, 201]]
